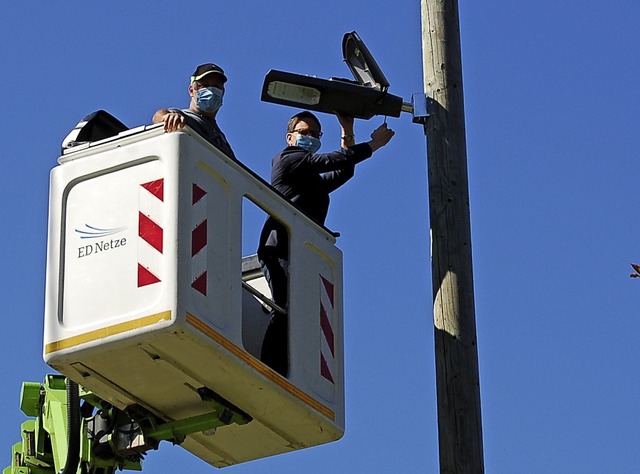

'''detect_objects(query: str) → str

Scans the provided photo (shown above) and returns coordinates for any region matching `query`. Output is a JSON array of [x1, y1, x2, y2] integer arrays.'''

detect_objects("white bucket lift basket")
[[43, 123, 345, 467]]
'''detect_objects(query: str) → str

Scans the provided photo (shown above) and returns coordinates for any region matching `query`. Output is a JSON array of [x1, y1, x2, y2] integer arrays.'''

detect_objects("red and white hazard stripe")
[[320, 275, 336, 384], [138, 179, 164, 287], [191, 183, 208, 295]]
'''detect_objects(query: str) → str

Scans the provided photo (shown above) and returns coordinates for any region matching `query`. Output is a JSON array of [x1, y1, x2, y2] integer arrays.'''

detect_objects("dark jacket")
[[169, 108, 236, 159], [258, 143, 373, 258]]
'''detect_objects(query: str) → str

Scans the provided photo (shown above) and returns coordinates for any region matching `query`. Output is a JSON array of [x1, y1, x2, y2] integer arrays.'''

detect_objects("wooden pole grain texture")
[[420, 0, 485, 472]]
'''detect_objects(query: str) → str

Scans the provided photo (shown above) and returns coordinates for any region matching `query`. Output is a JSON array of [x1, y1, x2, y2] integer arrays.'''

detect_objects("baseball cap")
[[190, 63, 228, 84]]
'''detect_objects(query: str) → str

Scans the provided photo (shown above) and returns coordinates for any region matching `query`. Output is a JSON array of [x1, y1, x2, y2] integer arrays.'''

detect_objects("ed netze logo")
[[75, 224, 128, 258]]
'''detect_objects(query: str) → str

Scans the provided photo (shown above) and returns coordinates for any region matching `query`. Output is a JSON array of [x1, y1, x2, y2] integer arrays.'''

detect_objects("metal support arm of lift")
[[4, 375, 252, 474]]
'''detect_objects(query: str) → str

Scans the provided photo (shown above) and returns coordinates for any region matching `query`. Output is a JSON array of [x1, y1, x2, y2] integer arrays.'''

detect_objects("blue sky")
[[1, 1, 640, 473]]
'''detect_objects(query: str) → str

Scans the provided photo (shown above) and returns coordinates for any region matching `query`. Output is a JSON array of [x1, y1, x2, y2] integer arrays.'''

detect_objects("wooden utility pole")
[[420, 0, 485, 472]]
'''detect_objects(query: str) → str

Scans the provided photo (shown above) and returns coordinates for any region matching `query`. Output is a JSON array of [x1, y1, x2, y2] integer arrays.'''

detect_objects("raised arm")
[[336, 113, 356, 149], [366, 123, 395, 152], [336, 112, 394, 153]]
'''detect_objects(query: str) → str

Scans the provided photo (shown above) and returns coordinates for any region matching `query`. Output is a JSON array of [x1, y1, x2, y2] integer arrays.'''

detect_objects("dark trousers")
[[259, 256, 289, 377]]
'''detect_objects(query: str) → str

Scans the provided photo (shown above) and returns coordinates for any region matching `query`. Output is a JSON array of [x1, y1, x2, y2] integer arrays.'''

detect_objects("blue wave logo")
[[75, 224, 128, 239]]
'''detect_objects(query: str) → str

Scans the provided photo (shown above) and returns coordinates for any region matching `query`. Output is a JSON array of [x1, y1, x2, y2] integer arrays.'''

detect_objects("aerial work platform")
[[43, 121, 345, 467]]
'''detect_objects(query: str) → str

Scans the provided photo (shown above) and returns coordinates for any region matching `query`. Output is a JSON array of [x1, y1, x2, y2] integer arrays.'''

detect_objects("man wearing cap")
[[153, 63, 236, 159]]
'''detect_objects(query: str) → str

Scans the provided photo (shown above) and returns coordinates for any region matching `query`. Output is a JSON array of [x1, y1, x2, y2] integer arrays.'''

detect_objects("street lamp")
[[261, 31, 428, 122]]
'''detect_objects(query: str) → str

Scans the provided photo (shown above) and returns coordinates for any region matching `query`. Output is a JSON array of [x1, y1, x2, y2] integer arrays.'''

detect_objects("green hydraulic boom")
[[4, 374, 252, 474]]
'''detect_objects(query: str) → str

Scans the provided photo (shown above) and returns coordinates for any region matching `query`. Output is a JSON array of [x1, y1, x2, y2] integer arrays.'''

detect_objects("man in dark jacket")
[[258, 110, 394, 376]]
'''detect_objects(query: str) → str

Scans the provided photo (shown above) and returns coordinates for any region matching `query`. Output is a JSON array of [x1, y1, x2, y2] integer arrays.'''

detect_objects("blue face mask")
[[195, 87, 224, 113], [295, 135, 321, 154]]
